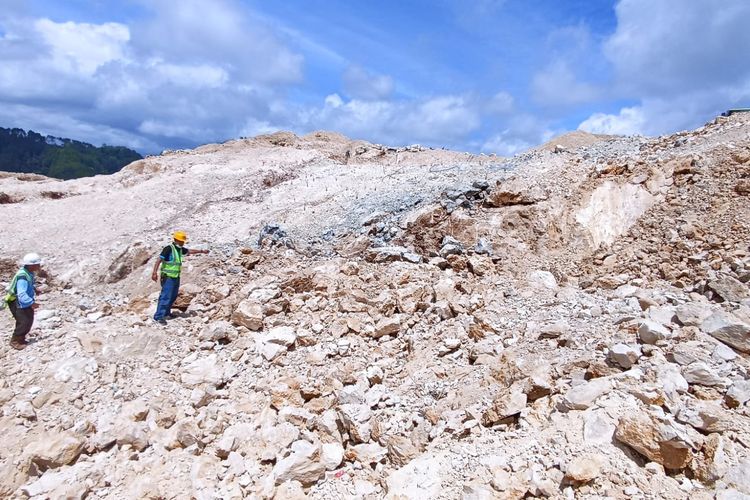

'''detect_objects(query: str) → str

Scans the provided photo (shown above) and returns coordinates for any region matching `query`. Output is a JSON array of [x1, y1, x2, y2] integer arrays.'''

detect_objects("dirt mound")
[[537, 129, 613, 152]]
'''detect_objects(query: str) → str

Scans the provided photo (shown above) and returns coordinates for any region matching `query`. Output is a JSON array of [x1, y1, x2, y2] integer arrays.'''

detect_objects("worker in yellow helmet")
[[151, 231, 208, 324]]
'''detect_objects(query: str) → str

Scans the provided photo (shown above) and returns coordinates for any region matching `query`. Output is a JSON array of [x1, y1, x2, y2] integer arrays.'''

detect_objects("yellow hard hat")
[[173, 230, 188, 242]]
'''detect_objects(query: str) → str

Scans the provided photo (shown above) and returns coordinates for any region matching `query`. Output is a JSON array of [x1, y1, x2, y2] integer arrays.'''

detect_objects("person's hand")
[[151, 272, 158, 282], [31, 303, 39, 310]]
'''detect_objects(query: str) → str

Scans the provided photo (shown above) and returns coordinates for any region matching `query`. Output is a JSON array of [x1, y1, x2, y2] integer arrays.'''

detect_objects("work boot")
[[9, 338, 28, 350]]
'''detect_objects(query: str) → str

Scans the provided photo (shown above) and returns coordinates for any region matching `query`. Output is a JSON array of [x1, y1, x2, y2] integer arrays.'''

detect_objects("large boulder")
[[691, 434, 729, 484], [256, 327, 297, 361], [347, 443, 388, 465], [565, 455, 603, 483], [682, 362, 726, 387], [171, 283, 201, 311], [385, 452, 449, 499], [105, 241, 151, 283], [485, 185, 547, 207], [371, 316, 401, 338], [259, 342, 287, 362], [25, 433, 84, 471], [481, 390, 527, 426], [608, 343, 642, 369], [467, 255, 493, 276], [395, 284, 434, 314], [320, 442, 344, 471], [700, 311, 750, 353], [638, 320, 671, 344], [725, 380, 750, 408], [676, 302, 714, 326], [164, 418, 203, 450], [198, 321, 238, 342], [647, 305, 677, 326], [715, 459, 750, 495], [559, 378, 612, 411], [708, 275, 750, 303], [264, 326, 297, 347], [676, 399, 737, 433], [615, 412, 700, 470], [366, 246, 422, 264], [656, 362, 689, 395], [527, 270, 558, 291], [115, 422, 150, 451], [385, 435, 422, 467], [20, 463, 97, 499], [338, 404, 372, 444], [232, 299, 264, 330], [272, 440, 325, 486], [180, 354, 226, 387]]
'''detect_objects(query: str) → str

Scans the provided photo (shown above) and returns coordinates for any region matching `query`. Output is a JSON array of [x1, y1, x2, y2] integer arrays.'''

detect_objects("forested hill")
[[0, 127, 142, 179]]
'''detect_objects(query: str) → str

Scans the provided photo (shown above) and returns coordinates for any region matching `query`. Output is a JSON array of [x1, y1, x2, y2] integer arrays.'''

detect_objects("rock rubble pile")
[[1, 116, 749, 498]]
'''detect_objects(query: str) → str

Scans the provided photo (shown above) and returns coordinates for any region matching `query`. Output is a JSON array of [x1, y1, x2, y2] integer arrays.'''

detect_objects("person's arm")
[[16, 279, 36, 309], [151, 255, 163, 281], [185, 247, 209, 255]]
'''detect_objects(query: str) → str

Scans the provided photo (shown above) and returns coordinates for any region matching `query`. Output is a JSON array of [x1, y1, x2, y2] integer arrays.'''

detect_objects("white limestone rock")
[[676, 302, 714, 327], [231, 299, 264, 331], [638, 320, 671, 344], [338, 404, 372, 444], [559, 378, 613, 411], [682, 362, 727, 387], [320, 442, 344, 471], [608, 343, 642, 369], [385, 452, 448, 499], [180, 354, 226, 387], [700, 311, 750, 353], [271, 440, 325, 486], [725, 380, 750, 408]]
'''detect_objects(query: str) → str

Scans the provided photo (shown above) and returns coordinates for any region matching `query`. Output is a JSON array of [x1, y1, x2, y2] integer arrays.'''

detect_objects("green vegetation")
[[0, 127, 142, 180]]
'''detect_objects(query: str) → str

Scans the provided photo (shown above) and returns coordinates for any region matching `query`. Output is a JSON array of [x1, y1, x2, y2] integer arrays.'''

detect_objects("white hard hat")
[[22, 253, 42, 266]]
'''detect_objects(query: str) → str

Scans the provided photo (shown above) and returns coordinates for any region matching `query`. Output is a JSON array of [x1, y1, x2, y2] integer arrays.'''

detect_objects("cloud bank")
[[0, 0, 748, 154]]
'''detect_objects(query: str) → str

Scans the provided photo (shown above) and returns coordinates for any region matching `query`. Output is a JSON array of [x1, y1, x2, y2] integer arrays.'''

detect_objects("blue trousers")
[[154, 276, 180, 320]]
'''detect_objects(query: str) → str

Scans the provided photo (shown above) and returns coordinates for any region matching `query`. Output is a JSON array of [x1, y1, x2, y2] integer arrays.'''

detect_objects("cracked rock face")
[[2, 115, 750, 498], [615, 413, 698, 470]]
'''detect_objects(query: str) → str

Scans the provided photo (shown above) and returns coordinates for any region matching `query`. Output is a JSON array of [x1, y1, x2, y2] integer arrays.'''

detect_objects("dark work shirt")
[[160, 245, 189, 261]]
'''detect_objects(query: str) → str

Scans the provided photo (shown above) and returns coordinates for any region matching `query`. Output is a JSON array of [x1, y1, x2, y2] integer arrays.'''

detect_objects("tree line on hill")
[[0, 127, 142, 179]]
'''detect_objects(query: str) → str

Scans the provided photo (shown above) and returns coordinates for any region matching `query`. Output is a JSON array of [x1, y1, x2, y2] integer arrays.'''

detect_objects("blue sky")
[[1, 0, 748, 155]]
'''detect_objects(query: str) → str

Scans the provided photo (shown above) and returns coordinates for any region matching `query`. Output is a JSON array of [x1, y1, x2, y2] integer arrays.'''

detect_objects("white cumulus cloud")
[[604, 0, 750, 95], [0, 1, 305, 151], [580, 0, 750, 136], [35, 19, 130, 76], [578, 106, 645, 135], [301, 93, 480, 146]]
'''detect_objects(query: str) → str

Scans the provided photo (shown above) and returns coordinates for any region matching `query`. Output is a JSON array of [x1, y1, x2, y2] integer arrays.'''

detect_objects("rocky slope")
[[0, 116, 749, 499]]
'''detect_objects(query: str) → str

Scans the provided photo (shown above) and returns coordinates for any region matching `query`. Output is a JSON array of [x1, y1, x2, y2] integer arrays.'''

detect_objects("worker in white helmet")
[[2, 253, 42, 350]]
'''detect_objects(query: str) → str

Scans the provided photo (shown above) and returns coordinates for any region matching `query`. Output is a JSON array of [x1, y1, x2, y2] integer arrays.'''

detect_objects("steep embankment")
[[0, 131, 504, 285], [0, 116, 749, 499]]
